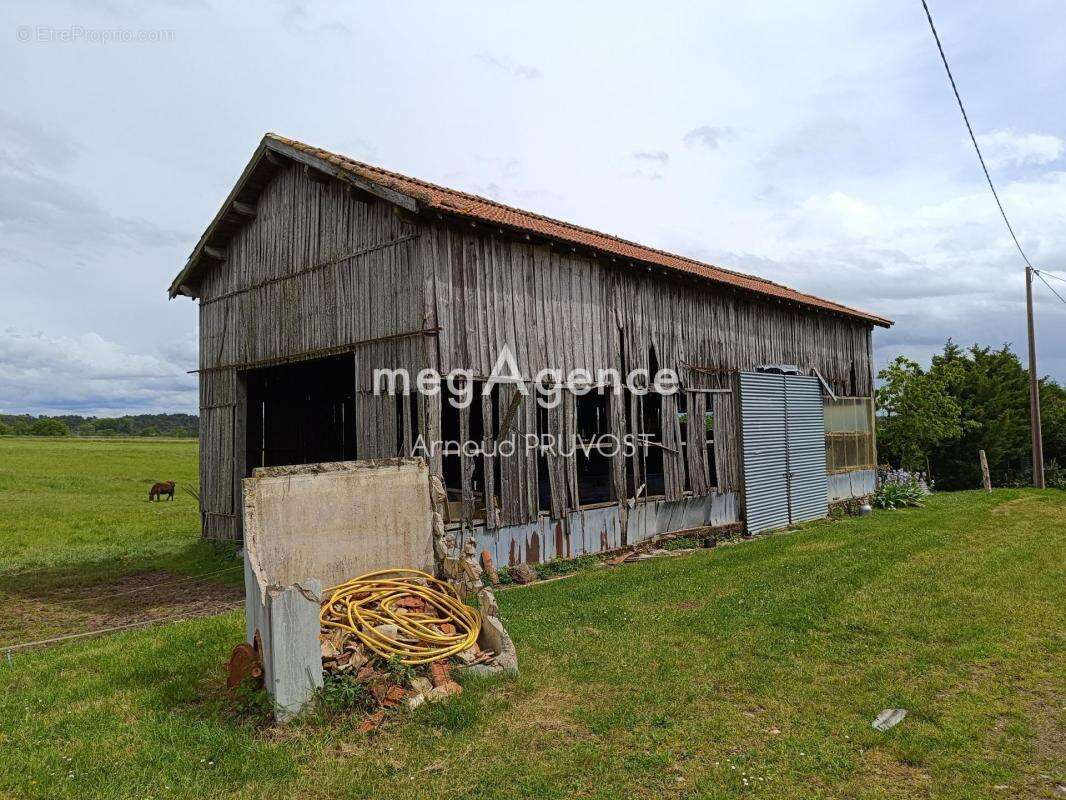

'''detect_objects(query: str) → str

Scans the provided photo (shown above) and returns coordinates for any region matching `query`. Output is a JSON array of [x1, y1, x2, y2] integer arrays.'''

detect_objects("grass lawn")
[[0, 437, 239, 645], [1, 487, 1063, 799]]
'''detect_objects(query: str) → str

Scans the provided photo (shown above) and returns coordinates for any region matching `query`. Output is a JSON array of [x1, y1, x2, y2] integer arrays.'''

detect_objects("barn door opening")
[[244, 353, 357, 472], [739, 372, 828, 533]]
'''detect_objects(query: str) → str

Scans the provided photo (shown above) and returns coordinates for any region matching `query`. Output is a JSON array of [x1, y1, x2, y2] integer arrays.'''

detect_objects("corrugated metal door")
[[783, 375, 829, 524], [739, 372, 790, 533], [740, 372, 828, 533]]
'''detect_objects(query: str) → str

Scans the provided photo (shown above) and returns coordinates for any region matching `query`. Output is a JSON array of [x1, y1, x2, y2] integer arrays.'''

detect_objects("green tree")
[[876, 355, 966, 472], [928, 343, 1033, 489], [0, 421, 12, 436], [28, 418, 71, 437]]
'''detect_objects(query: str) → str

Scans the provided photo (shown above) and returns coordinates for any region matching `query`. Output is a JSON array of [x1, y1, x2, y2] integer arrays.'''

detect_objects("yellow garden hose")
[[320, 568, 481, 665]]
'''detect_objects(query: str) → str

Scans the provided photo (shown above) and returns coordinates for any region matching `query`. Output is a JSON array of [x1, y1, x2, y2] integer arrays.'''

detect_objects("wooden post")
[[1025, 267, 1046, 489], [979, 449, 991, 493]]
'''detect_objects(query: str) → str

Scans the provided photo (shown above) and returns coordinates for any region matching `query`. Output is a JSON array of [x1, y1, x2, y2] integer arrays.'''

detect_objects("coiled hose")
[[320, 568, 481, 665]]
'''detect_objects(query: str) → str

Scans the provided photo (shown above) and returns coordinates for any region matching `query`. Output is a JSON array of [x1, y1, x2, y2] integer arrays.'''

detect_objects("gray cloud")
[[473, 51, 541, 79], [682, 125, 738, 150], [0, 111, 77, 170], [633, 150, 669, 164], [0, 114, 187, 248]]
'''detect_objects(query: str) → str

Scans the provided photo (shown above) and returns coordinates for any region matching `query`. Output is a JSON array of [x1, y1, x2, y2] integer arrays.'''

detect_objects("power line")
[[1036, 271, 1066, 306], [920, 0, 1033, 269], [1036, 269, 1066, 284]]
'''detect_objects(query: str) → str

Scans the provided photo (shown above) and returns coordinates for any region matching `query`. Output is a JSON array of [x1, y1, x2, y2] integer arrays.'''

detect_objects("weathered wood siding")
[[193, 163, 874, 542], [422, 222, 874, 536], [425, 223, 872, 393], [195, 163, 432, 539]]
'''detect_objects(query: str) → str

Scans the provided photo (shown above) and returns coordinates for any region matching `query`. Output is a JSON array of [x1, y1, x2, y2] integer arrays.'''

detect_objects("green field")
[[0, 439, 1063, 798], [0, 436, 210, 574], [0, 437, 239, 646]]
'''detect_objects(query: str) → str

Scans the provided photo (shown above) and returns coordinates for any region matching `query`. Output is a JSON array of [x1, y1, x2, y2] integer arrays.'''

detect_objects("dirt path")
[[1, 570, 243, 650]]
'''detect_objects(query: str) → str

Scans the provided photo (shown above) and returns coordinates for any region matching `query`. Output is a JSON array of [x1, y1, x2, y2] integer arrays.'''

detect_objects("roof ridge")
[[268, 134, 786, 288], [261, 133, 891, 326]]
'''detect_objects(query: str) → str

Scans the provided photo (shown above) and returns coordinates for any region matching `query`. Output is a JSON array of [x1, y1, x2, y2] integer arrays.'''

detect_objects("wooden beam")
[[264, 151, 286, 168], [303, 164, 331, 185], [203, 246, 226, 261], [231, 201, 256, 219], [265, 138, 420, 213], [346, 184, 376, 205]]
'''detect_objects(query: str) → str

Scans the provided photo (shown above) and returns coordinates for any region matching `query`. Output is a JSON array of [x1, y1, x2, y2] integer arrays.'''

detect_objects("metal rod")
[[1025, 267, 1046, 489]]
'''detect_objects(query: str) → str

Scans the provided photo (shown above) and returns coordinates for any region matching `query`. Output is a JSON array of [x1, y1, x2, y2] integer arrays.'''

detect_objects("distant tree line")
[[877, 341, 1066, 490], [0, 413, 199, 438]]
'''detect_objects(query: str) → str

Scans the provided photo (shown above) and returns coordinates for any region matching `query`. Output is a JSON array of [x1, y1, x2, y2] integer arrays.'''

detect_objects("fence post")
[[979, 450, 992, 493]]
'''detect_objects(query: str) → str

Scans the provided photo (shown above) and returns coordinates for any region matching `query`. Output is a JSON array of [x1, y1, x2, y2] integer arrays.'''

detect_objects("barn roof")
[[169, 133, 892, 328]]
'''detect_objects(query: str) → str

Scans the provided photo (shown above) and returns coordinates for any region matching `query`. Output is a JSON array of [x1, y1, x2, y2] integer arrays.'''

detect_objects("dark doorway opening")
[[575, 390, 614, 504], [244, 353, 356, 472]]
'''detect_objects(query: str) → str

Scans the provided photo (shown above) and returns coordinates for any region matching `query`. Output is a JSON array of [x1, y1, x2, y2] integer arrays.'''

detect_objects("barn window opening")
[[641, 347, 666, 496], [641, 389, 665, 497], [676, 391, 691, 494], [243, 353, 356, 472], [536, 403, 552, 513], [620, 388, 639, 498], [705, 409, 718, 487], [575, 389, 614, 505], [824, 396, 875, 473], [408, 393, 420, 452], [439, 383, 462, 518], [467, 380, 487, 521], [394, 393, 405, 456], [487, 383, 503, 518]]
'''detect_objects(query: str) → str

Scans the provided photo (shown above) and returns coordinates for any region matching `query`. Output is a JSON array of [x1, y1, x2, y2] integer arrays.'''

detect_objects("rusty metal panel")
[[466, 492, 740, 565], [827, 469, 875, 502]]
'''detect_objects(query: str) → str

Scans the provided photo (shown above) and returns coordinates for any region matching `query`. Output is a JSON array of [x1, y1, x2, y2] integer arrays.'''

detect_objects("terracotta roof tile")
[[264, 134, 891, 327]]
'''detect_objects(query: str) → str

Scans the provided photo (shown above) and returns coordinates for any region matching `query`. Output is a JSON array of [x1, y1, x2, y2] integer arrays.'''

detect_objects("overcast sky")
[[2, 0, 1065, 416]]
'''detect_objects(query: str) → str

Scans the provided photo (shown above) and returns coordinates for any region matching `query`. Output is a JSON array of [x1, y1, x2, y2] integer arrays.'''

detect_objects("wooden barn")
[[169, 134, 892, 560]]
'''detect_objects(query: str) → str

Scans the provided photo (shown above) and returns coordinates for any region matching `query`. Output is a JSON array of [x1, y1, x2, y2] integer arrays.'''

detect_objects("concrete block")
[[477, 614, 518, 675]]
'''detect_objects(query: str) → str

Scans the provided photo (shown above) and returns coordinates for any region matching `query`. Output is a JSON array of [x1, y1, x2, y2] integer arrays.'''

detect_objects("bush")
[[0, 422, 12, 436], [28, 418, 70, 437], [874, 468, 925, 510]]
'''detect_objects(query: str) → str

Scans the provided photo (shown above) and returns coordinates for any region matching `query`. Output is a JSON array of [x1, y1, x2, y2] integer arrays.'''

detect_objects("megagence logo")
[[373, 345, 679, 409]]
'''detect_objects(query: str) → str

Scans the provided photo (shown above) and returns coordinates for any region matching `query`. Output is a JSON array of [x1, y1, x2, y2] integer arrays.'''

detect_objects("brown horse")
[[148, 481, 176, 501]]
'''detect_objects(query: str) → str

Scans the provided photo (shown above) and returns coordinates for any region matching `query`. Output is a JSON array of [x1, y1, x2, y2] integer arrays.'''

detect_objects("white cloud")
[[976, 130, 1065, 170], [0, 329, 196, 415], [0, 0, 1065, 417]]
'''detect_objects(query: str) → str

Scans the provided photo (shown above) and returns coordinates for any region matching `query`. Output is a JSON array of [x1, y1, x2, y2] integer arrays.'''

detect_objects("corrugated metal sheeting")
[[739, 373, 790, 534], [740, 372, 828, 533], [785, 376, 829, 524]]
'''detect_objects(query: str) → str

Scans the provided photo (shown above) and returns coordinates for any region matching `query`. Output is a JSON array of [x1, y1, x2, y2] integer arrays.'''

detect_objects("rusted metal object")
[[226, 629, 263, 690]]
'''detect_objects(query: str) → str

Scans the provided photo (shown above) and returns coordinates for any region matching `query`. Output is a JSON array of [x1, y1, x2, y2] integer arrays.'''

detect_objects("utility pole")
[[1025, 266, 1046, 489]]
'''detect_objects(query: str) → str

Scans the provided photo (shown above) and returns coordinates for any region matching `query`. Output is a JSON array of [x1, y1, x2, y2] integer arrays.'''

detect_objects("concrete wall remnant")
[[243, 458, 434, 599], [242, 458, 434, 720]]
